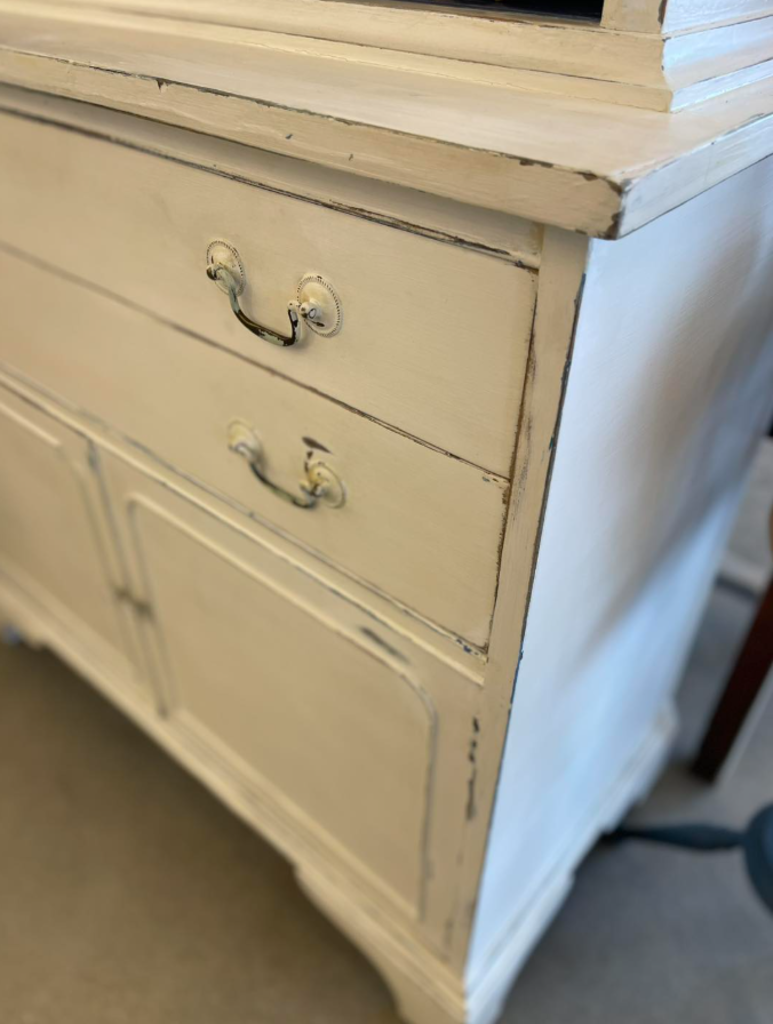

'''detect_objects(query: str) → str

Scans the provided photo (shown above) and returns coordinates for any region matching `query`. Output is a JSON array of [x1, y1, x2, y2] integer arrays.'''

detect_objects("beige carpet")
[[0, 580, 771, 1024]]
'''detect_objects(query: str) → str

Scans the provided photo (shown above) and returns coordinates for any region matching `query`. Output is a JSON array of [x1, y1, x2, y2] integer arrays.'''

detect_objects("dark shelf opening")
[[368, 0, 603, 21]]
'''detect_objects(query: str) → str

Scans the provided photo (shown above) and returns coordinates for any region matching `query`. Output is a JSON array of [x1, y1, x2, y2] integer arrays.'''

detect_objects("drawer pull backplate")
[[227, 419, 346, 510]]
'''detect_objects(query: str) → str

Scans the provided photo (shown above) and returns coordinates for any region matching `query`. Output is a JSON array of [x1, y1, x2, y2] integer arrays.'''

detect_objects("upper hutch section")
[[379, 0, 769, 32], [14, 0, 771, 110]]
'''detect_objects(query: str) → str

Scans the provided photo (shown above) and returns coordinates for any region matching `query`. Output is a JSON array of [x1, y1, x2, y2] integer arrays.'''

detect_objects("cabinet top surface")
[[1, 6, 773, 237]]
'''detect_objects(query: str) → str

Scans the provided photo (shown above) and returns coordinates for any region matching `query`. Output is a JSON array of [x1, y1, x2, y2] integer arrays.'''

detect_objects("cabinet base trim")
[[297, 857, 560, 1024], [298, 864, 470, 1024]]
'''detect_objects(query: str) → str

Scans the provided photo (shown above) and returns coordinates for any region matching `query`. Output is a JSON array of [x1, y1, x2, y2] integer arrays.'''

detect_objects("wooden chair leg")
[[693, 578, 773, 782]]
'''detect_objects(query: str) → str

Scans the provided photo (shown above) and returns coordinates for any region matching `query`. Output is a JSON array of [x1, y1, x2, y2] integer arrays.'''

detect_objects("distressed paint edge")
[[0, 47, 627, 237]]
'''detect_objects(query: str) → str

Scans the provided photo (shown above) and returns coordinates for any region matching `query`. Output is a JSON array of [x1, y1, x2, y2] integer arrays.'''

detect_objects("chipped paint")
[[0, 51, 625, 237], [465, 716, 480, 820], [604, 209, 623, 240], [360, 626, 409, 663], [302, 436, 332, 454], [0, 107, 534, 266]]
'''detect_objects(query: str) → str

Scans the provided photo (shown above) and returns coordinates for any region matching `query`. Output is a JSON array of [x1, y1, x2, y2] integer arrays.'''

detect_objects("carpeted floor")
[[1, 462, 772, 1024]]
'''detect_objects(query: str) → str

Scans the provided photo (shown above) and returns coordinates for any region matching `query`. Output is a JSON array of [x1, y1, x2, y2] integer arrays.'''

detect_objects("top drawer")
[[0, 110, 535, 477]]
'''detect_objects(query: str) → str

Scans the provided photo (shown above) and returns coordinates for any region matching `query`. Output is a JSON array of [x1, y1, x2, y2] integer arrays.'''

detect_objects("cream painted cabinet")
[[1, 4, 773, 1024]]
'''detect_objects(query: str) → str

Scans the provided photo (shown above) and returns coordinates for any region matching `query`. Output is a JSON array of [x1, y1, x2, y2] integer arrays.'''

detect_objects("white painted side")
[[668, 57, 773, 111], [465, 707, 676, 1022], [468, 155, 773, 987], [663, 0, 773, 34], [601, 0, 772, 34], [664, 15, 773, 89], [599, 14, 773, 111]]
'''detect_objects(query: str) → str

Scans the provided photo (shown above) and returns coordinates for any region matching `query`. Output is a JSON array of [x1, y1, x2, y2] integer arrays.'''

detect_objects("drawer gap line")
[[0, 239, 514, 482]]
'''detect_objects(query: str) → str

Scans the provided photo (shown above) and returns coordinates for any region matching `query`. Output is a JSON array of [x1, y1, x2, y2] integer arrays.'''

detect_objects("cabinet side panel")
[[469, 155, 773, 981]]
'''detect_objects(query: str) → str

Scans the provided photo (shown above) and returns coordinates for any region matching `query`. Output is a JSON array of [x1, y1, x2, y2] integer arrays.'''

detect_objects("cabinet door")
[[0, 386, 140, 690], [101, 450, 441, 918]]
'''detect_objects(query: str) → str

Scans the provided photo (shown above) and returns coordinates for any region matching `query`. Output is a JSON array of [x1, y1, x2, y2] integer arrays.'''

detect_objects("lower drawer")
[[0, 252, 509, 647]]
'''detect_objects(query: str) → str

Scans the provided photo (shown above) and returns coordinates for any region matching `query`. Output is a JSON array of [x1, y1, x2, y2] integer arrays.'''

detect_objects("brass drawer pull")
[[227, 420, 346, 510], [206, 241, 343, 347], [209, 260, 300, 347]]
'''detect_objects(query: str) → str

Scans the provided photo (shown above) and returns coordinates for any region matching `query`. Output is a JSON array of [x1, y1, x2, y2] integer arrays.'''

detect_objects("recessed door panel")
[[0, 389, 137, 684], [124, 491, 436, 913]]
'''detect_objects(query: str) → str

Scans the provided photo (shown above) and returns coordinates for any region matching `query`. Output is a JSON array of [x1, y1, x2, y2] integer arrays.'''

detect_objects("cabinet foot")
[[295, 707, 680, 1024], [296, 866, 496, 1024]]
